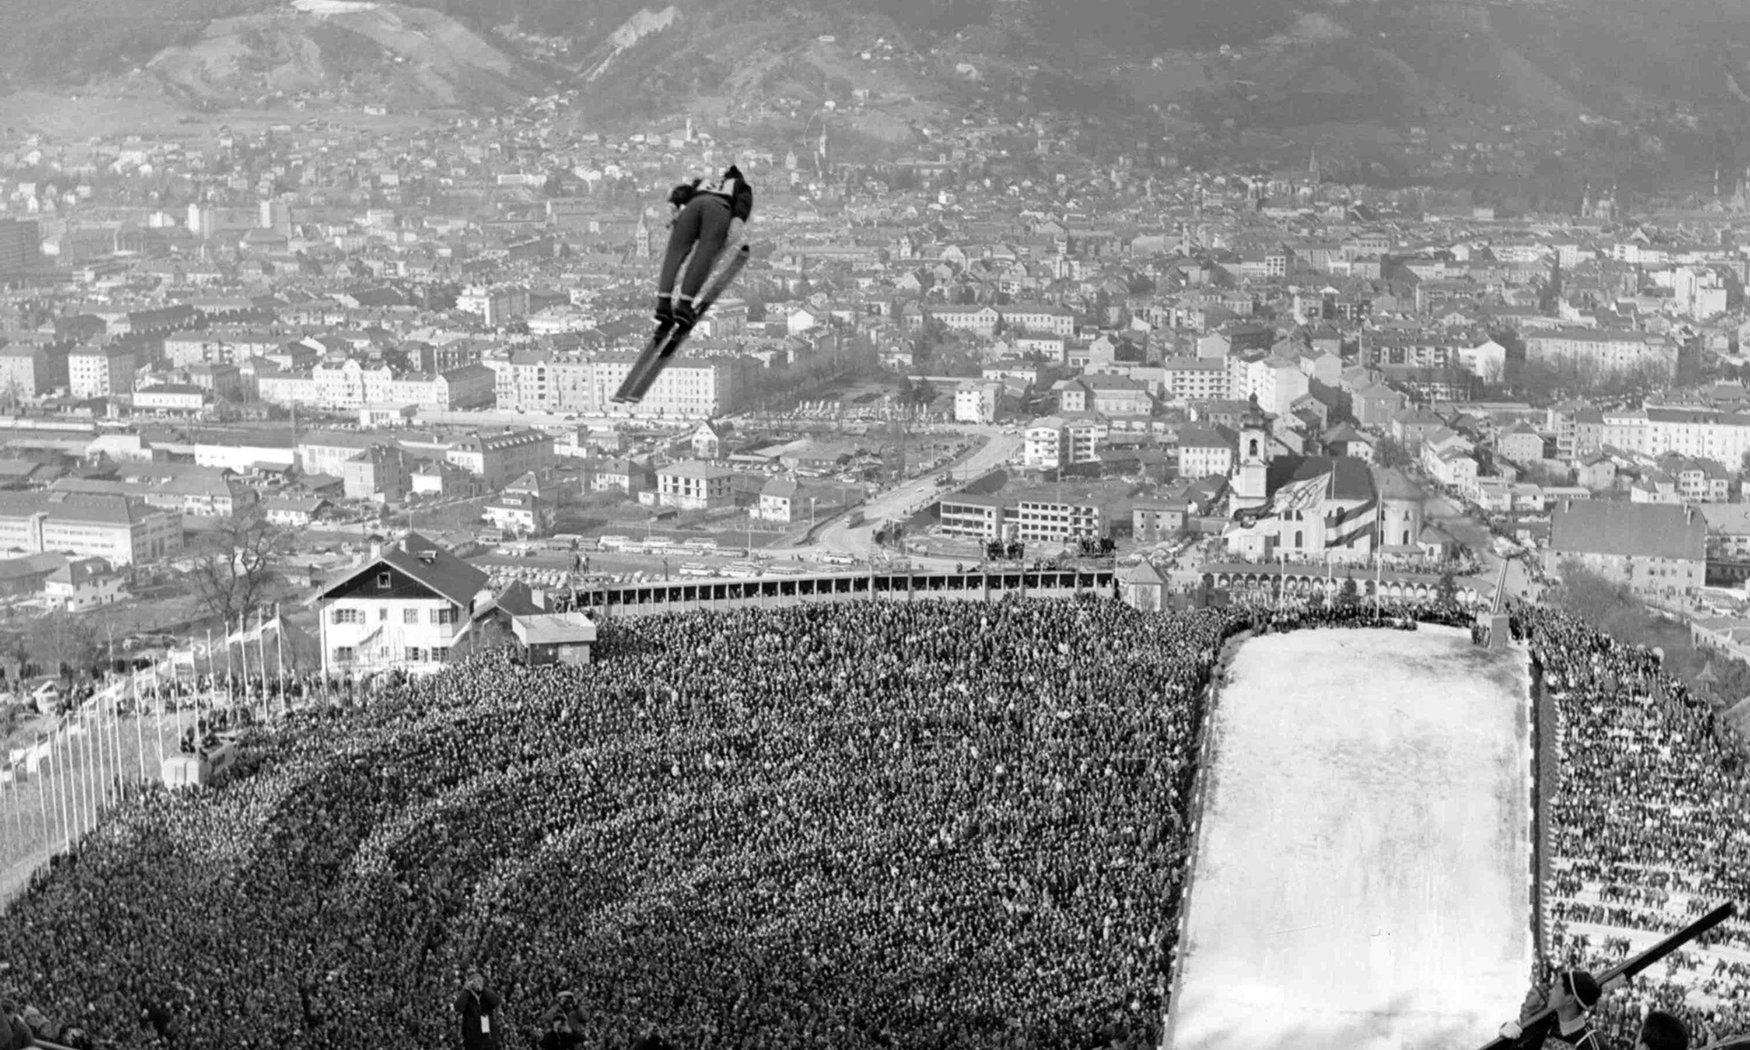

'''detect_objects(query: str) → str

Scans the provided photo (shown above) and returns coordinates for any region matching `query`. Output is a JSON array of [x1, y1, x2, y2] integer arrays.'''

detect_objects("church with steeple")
[[1221, 398, 1383, 564], [634, 210, 655, 260]]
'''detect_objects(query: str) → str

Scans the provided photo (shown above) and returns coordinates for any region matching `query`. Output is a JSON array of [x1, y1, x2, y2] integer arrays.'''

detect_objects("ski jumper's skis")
[[614, 244, 751, 405], [1480, 900, 1737, 1050]]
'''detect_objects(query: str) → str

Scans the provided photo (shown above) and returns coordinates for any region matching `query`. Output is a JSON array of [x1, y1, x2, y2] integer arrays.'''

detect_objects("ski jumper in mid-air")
[[654, 165, 752, 329], [613, 166, 753, 404]]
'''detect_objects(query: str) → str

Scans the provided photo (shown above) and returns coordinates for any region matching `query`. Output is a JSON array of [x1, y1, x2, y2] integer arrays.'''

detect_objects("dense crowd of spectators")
[[1514, 603, 1750, 1047], [3, 591, 1745, 1048], [0, 597, 1247, 1050]]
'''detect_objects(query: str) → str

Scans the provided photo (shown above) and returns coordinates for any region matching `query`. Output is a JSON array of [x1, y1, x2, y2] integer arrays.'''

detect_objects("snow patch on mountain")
[[290, 0, 381, 16], [587, 6, 682, 82]]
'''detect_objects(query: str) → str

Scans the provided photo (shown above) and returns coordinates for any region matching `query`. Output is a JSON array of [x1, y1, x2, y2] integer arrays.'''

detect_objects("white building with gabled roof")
[[315, 532, 489, 678]]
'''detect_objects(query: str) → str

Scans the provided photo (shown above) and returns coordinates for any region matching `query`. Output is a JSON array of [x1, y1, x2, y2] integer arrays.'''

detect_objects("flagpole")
[[236, 615, 248, 720], [222, 621, 235, 711], [258, 606, 270, 721], [76, 704, 91, 840], [14, 764, 26, 846], [275, 604, 288, 716], [205, 627, 215, 713], [70, 705, 83, 839], [246, 611, 255, 716], [104, 686, 117, 806], [152, 658, 165, 772], [103, 626, 117, 805], [1374, 555, 1382, 621], [9, 766, 22, 848], [59, 719, 73, 849], [83, 703, 96, 835], [37, 740, 49, 846], [100, 690, 115, 815], [101, 693, 113, 814], [96, 688, 110, 811], [97, 687, 111, 810], [235, 614, 247, 722], [108, 679, 123, 804], [133, 660, 146, 790], [6, 765, 18, 847], [53, 723, 69, 850]]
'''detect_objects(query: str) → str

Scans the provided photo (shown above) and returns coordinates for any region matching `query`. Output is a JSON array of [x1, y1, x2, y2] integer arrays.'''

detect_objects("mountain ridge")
[[5, 0, 1750, 188]]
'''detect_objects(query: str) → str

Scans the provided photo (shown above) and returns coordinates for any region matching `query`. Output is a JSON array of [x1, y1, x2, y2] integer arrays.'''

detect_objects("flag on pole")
[[226, 610, 282, 647]]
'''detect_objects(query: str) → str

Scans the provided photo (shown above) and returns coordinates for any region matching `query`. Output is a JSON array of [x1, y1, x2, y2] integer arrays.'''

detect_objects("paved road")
[[1425, 491, 1537, 605], [772, 428, 1022, 569]]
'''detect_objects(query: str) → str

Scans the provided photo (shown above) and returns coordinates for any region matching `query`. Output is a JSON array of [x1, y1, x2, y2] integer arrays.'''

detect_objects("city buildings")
[[0, 493, 183, 565], [656, 461, 737, 510], [1525, 328, 1681, 378], [1546, 500, 1706, 604], [69, 346, 137, 399], [0, 218, 39, 277], [445, 429, 556, 488]]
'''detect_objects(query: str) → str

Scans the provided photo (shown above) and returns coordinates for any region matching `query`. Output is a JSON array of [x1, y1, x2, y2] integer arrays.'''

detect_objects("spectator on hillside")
[[537, 1014, 584, 1050], [18, 1007, 54, 1047], [1503, 969, 1604, 1049], [1, 1000, 32, 1050], [537, 990, 586, 1034], [455, 970, 501, 1050]]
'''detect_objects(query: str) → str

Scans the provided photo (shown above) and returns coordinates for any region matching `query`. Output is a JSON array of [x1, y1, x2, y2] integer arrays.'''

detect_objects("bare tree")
[[189, 507, 294, 626], [27, 612, 100, 684], [0, 627, 31, 689]]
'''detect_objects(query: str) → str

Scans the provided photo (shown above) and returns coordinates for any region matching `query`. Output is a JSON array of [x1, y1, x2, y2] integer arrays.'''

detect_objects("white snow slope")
[[1169, 626, 1532, 1050]]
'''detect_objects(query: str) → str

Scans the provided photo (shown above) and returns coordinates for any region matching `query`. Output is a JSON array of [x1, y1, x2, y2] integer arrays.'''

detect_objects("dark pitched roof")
[[1265, 455, 1376, 502], [1178, 424, 1235, 450], [1372, 466, 1423, 501], [1548, 501, 1707, 561], [1118, 560, 1166, 585], [319, 532, 488, 605], [491, 580, 547, 617]]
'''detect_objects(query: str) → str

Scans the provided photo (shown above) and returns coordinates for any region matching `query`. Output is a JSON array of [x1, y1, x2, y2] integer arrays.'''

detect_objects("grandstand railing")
[[553, 568, 1117, 616]]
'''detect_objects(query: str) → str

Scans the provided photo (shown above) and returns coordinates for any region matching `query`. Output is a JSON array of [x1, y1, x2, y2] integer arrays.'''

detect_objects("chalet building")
[[316, 532, 489, 678], [44, 557, 126, 611]]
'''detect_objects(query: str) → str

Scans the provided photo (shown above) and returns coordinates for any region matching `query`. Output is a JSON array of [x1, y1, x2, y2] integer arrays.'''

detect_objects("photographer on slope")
[[1500, 968, 1688, 1050]]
